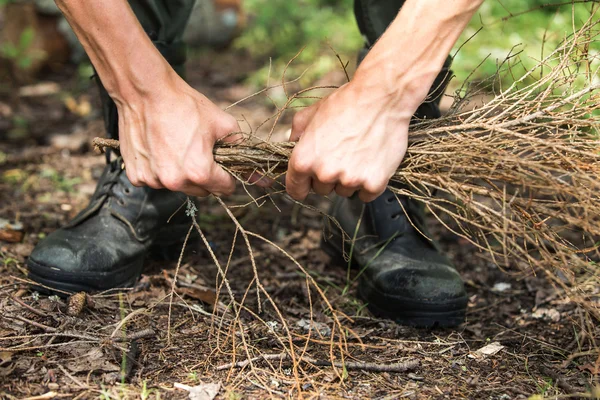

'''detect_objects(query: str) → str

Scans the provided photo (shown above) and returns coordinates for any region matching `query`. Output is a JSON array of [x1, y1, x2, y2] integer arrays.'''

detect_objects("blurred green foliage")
[[236, 0, 599, 89], [234, 0, 362, 86], [454, 0, 599, 87], [0, 26, 42, 70]]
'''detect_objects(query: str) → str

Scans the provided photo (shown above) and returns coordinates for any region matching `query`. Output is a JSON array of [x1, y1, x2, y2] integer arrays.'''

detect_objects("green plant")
[[234, 0, 599, 91], [7, 115, 29, 139], [0, 27, 44, 71], [227, 391, 243, 400], [234, 0, 362, 86], [187, 371, 199, 382], [452, 0, 599, 88], [140, 380, 159, 400], [39, 168, 82, 193]]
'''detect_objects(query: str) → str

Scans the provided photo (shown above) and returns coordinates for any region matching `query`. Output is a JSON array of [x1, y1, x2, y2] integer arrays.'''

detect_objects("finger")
[[204, 162, 237, 197], [358, 187, 386, 203], [334, 184, 358, 198], [290, 104, 319, 142], [285, 168, 312, 201], [127, 161, 163, 189], [312, 180, 335, 196], [246, 171, 274, 188], [216, 115, 243, 144], [176, 183, 210, 198]]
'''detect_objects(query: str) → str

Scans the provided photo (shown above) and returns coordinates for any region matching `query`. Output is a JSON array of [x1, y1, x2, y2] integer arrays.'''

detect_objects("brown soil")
[[0, 51, 598, 399]]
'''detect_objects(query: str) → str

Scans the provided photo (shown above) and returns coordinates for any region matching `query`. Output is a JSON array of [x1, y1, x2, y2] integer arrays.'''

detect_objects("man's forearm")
[[356, 0, 484, 107], [55, 0, 173, 105]]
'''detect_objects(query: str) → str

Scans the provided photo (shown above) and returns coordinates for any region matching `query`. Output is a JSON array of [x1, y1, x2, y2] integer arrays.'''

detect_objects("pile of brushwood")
[[86, 15, 599, 395]]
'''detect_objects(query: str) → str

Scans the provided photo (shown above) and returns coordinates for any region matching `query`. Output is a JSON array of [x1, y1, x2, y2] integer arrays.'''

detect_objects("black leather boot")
[[321, 71, 467, 327], [322, 0, 467, 327], [322, 191, 467, 328], [27, 39, 192, 294], [27, 156, 191, 293]]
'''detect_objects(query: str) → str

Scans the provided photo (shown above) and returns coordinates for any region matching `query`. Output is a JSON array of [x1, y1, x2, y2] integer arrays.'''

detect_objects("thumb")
[[290, 103, 319, 142], [216, 113, 243, 145]]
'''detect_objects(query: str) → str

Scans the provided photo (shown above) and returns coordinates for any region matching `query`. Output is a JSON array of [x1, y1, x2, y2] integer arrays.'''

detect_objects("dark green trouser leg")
[[99, 0, 196, 139], [353, 0, 452, 119]]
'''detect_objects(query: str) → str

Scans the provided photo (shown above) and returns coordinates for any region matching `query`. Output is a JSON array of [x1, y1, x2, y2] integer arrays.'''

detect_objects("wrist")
[[102, 43, 177, 107], [351, 54, 434, 122]]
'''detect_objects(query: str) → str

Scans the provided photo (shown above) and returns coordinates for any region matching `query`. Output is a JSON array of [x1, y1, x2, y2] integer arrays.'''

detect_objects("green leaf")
[[342, 365, 349, 381], [17, 56, 33, 69], [0, 44, 18, 59], [19, 27, 35, 51]]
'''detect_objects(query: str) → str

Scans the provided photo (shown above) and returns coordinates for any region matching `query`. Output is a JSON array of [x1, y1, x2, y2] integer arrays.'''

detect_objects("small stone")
[[407, 373, 424, 381], [296, 319, 331, 337], [492, 282, 511, 292]]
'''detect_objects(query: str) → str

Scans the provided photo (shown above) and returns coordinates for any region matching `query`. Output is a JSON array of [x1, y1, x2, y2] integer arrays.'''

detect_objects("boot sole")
[[321, 235, 467, 328], [27, 228, 196, 296], [27, 257, 143, 295]]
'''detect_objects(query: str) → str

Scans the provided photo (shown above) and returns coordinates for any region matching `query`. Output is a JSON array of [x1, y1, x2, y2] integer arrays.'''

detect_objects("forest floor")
[[0, 51, 598, 399]]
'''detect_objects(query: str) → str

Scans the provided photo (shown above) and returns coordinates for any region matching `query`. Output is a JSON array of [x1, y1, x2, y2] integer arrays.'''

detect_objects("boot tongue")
[[65, 159, 121, 226], [65, 159, 149, 240]]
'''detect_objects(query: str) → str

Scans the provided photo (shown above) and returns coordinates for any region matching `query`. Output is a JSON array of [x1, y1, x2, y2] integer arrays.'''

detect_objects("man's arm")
[[286, 0, 484, 202], [55, 0, 239, 197]]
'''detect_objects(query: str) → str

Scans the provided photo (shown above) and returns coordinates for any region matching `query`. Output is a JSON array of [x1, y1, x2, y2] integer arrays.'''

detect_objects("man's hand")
[[118, 73, 239, 197], [55, 0, 239, 198], [287, 79, 416, 203], [285, 0, 483, 202]]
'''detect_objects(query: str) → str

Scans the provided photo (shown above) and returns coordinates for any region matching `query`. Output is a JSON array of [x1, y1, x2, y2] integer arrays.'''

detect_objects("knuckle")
[[290, 156, 313, 175], [292, 110, 308, 130], [315, 167, 338, 184], [160, 173, 185, 192], [339, 174, 362, 189], [126, 170, 142, 187], [225, 116, 240, 133], [139, 171, 160, 189], [363, 178, 387, 196], [187, 169, 210, 186]]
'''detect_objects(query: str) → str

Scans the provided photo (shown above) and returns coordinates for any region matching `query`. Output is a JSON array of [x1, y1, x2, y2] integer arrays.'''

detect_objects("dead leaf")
[[531, 307, 561, 322], [63, 95, 92, 117], [179, 287, 217, 305], [477, 342, 505, 356], [0, 351, 12, 364], [469, 342, 505, 359], [578, 363, 599, 375], [0, 229, 23, 243], [175, 382, 221, 400], [64, 347, 120, 373]]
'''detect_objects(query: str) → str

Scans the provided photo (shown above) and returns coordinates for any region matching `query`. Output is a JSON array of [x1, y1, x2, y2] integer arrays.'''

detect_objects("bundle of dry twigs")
[[94, 17, 600, 323]]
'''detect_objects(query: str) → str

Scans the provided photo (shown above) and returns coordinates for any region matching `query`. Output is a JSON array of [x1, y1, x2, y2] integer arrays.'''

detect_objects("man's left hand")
[[286, 78, 420, 203]]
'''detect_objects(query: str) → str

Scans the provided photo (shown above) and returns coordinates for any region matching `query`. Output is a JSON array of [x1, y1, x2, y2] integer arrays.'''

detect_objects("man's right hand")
[[117, 71, 239, 198], [55, 0, 238, 198]]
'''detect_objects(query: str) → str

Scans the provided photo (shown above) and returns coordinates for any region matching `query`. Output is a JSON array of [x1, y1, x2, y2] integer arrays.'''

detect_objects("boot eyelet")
[[124, 188, 131, 195], [391, 213, 401, 220], [386, 197, 395, 204]]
